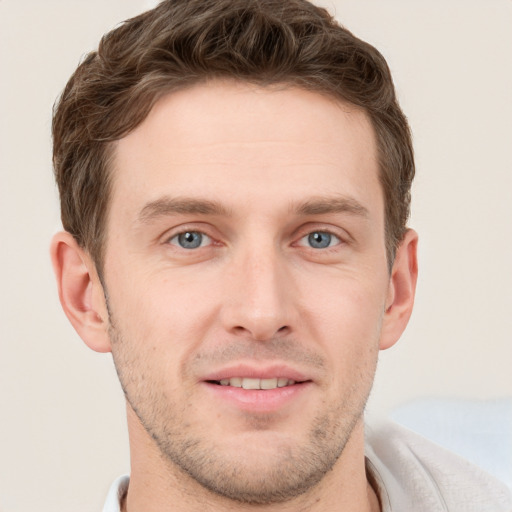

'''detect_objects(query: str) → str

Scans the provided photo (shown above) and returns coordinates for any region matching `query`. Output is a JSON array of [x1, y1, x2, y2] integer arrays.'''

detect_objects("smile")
[[212, 377, 297, 390], [203, 369, 312, 412]]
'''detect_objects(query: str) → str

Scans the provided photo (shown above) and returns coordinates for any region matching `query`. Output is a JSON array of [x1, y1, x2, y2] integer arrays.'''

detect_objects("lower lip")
[[203, 381, 312, 413]]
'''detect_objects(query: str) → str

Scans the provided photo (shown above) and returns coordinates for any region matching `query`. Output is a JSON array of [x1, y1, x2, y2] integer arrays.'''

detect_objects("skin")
[[51, 81, 418, 512]]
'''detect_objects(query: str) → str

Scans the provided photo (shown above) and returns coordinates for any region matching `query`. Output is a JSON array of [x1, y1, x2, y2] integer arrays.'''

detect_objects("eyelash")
[[166, 228, 344, 251], [168, 230, 213, 250], [296, 230, 343, 250]]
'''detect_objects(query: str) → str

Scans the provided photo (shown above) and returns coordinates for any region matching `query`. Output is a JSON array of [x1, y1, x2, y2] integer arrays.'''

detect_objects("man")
[[50, 1, 512, 511]]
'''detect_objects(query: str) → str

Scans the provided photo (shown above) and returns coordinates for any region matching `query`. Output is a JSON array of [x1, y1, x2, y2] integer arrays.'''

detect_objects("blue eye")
[[304, 231, 340, 249], [170, 231, 210, 249]]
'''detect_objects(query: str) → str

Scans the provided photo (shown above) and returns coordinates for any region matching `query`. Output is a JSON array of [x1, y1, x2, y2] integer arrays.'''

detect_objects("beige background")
[[1, 0, 511, 510]]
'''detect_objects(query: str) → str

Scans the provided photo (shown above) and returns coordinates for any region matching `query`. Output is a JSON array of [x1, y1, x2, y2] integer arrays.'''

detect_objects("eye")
[[300, 231, 341, 249], [169, 231, 211, 249]]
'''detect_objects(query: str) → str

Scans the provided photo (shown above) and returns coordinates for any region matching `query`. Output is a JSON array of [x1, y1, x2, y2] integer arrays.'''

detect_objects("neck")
[[122, 407, 380, 512]]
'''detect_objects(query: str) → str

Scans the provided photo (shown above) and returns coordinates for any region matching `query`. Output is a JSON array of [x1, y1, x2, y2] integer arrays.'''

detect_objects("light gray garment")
[[103, 475, 128, 512], [365, 422, 512, 512]]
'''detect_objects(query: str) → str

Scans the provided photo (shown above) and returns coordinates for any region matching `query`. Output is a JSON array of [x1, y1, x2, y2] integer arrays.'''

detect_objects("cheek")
[[301, 269, 387, 334], [106, 267, 218, 358], [299, 272, 386, 377]]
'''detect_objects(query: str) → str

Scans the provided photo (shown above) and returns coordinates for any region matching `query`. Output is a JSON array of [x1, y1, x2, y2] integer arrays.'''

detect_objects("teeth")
[[217, 377, 297, 389], [242, 378, 260, 390], [260, 378, 278, 390], [277, 377, 290, 388], [229, 377, 242, 388]]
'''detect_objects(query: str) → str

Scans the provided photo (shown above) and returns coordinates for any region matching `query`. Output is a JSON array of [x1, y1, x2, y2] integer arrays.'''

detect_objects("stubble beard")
[[109, 323, 378, 505]]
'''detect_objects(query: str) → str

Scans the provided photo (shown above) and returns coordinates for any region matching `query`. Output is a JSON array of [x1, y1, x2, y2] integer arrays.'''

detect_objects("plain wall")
[[0, 1, 510, 510]]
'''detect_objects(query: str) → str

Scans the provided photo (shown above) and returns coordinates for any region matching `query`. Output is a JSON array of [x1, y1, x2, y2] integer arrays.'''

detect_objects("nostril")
[[230, 324, 291, 341]]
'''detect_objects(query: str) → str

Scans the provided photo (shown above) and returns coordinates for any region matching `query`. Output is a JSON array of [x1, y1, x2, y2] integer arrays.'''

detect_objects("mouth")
[[201, 365, 313, 412], [207, 377, 300, 390], [203, 371, 312, 413]]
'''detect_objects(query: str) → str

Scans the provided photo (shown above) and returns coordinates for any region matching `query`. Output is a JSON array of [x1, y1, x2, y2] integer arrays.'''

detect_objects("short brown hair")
[[52, 0, 414, 270]]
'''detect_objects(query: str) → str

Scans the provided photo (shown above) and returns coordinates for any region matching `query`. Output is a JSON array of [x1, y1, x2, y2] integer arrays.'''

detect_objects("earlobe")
[[50, 231, 112, 353], [379, 229, 418, 350]]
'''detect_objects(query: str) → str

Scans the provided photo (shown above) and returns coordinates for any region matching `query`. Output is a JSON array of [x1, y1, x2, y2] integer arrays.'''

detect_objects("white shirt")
[[364, 422, 512, 512], [103, 422, 512, 512]]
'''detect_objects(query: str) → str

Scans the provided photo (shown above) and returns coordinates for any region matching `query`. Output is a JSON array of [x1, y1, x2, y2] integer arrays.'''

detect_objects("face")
[[104, 81, 393, 503]]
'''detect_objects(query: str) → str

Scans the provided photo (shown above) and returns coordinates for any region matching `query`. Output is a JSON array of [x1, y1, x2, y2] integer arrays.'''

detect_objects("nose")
[[220, 244, 297, 342]]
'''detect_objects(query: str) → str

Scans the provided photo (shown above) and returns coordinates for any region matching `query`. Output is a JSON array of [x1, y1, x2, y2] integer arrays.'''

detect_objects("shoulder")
[[365, 421, 512, 512]]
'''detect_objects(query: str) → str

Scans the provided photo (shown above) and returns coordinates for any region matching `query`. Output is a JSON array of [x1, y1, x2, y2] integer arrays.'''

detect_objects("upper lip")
[[201, 364, 311, 383]]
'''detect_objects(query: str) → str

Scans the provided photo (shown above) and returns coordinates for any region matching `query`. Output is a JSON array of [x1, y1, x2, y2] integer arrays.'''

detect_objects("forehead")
[[109, 81, 381, 223]]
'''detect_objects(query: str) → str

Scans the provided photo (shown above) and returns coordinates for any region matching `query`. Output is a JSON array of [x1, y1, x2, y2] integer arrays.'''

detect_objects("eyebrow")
[[138, 197, 231, 223], [137, 194, 369, 224], [293, 196, 369, 218]]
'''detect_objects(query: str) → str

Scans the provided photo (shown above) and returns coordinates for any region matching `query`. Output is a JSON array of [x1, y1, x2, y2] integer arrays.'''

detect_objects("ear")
[[50, 231, 112, 353], [379, 229, 418, 350]]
